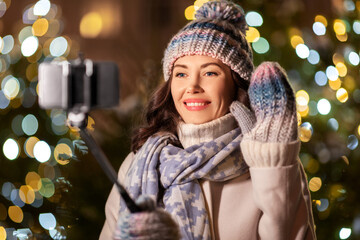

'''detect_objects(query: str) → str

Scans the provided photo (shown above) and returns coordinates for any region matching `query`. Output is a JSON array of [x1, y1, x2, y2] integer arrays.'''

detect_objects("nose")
[[186, 76, 204, 94]]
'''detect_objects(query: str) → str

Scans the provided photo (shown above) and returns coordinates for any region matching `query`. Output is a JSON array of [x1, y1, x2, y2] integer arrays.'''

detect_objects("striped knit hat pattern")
[[162, 0, 254, 84]]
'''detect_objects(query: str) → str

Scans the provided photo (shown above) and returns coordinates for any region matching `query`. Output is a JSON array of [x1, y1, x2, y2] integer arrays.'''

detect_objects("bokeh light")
[[315, 71, 327, 86], [18, 26, 33, 44], [290, 35, 304, 48], [32, 18, 49, 36], [326, 66, 339, 81], [23, 6, 37, 24], [329, 78, 342, 90], [45, 19, 61, 37], [1, 182, 15, 201], [22, 114, 39, 136], [2, 75, 20, 99], [39, 163, 56, 180], [2, 35, 14, 54], [333, 52, 344, 65], [309, 177, 322, 192], [80, 12, 103, 38], [252, 37, 269, 54], [8, 206, 23, 223], [25, 172, 42, 191], [19, 185, 35, 204], [12, 115, 24, 136], [317, 198, 329, 212], [327, 118, 339, 131], [245, 11, 263, 27], [33, 0, 51, 16], [24, 136, 40, 158], [299, 122, 313, 142], [308, 50, 320, 64], [353, 20, 360, 34], [347, 135, 358, 150], [33, 141, 51, 163], [336, 88, 348, 103], [348, 52, 360, 66], [10, 189, 25, 207], [39, 178, 55, 198], [308, 101, 318, 116], [31, 192, 43, 208], [21, 36, 39, 57], [313, 22, 326, 35], [0, 1, 6, 18], [3, 138, 19, 160], [295, 44, 310, 59], [342, 72, 353, 89], [246, 27, 260, 43], [54, 143, 72, 165], [339, 228, 352, 239], [0, 226, 6, 240], [334, 19, 347, 35], [344, 0, 355, 11], [315, 15, 328, 26], [51, 110, 68, 135], [184, 5, 195, 20], [49, 36, 68, 57], [336, 32, 348, 42], [317, 99, 331, 115], [39, 213, 57, 230], [335, 62, 347, 77], [296, 90, 310, 106]]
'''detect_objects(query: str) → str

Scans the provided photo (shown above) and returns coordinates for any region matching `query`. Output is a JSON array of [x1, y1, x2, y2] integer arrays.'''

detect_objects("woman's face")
[[170, 55, 236, 124]]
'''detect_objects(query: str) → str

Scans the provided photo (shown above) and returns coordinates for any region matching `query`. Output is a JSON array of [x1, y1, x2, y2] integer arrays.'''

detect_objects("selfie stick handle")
[[78, 126, 142, 213], [66, 56, 141, 213]]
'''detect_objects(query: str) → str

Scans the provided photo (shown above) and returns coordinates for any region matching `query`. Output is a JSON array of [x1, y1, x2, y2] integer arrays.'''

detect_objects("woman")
[[100, 0, 316, 239]]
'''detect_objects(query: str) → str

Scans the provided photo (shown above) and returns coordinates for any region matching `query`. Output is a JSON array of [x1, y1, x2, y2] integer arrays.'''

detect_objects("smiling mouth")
[[185, 102, 206, 106], [183, 101, 210, 110]]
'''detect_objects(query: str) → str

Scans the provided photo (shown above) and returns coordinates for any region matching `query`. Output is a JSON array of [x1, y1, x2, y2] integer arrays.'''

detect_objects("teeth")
[[186, 102, 206, 106]]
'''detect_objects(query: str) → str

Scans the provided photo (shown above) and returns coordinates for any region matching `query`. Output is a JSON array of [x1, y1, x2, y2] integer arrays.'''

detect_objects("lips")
[[183, 99, 210, 111]]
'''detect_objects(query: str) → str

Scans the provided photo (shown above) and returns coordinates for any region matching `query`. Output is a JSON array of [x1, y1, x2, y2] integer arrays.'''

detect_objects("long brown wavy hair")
[[131, 79, 180, 152], [131, 71, 249, 153]]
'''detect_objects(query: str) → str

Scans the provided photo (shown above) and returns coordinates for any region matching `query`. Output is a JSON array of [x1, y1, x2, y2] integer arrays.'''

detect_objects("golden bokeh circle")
[[8, 206, 23, 223]]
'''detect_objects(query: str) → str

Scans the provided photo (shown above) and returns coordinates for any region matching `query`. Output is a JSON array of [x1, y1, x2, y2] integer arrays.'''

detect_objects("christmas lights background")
[[0, 0, 359, 239]]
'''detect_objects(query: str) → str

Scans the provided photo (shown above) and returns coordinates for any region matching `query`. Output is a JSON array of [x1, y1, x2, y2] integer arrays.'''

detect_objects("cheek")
[[215, 85, 235, 104]]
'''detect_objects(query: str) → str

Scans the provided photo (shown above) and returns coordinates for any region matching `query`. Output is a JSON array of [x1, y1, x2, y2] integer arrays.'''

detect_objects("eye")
[[175, 72, 186, 78], [205, 72, 218, 77]]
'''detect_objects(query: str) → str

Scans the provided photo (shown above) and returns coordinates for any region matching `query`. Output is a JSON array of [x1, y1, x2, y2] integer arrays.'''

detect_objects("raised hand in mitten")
[[114, 195, 180, 240], [230, 61, 298, 143]]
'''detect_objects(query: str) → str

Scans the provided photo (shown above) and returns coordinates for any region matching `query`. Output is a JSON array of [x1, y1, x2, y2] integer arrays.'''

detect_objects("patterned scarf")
[[120, 127, 248, 239]]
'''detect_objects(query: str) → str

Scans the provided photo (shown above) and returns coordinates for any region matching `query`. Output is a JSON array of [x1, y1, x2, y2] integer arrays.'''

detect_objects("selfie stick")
[[67, 112, 141, 213], [66, 57, 141, 213]]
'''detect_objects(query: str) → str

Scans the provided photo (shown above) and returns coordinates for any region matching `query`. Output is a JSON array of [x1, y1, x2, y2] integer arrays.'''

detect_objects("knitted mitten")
[[114, 196, 180, 240], [230, 61, 298, 143]]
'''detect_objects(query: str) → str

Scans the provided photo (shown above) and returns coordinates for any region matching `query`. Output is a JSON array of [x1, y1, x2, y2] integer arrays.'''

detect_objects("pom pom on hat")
[[162, 0, 254, 84], [195, 0, 248, 34]]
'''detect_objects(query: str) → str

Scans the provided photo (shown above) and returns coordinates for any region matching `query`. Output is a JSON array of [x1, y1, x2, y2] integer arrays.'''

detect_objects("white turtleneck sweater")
[[99, 114, 316, 240]]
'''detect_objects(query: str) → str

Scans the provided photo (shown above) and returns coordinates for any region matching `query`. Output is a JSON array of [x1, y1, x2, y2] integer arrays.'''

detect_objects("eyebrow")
[[173, 62, 222, 69]]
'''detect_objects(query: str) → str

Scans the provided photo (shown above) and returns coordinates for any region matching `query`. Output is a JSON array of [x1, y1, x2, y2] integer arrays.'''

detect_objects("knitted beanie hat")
[[162, 0, 254, 84]]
